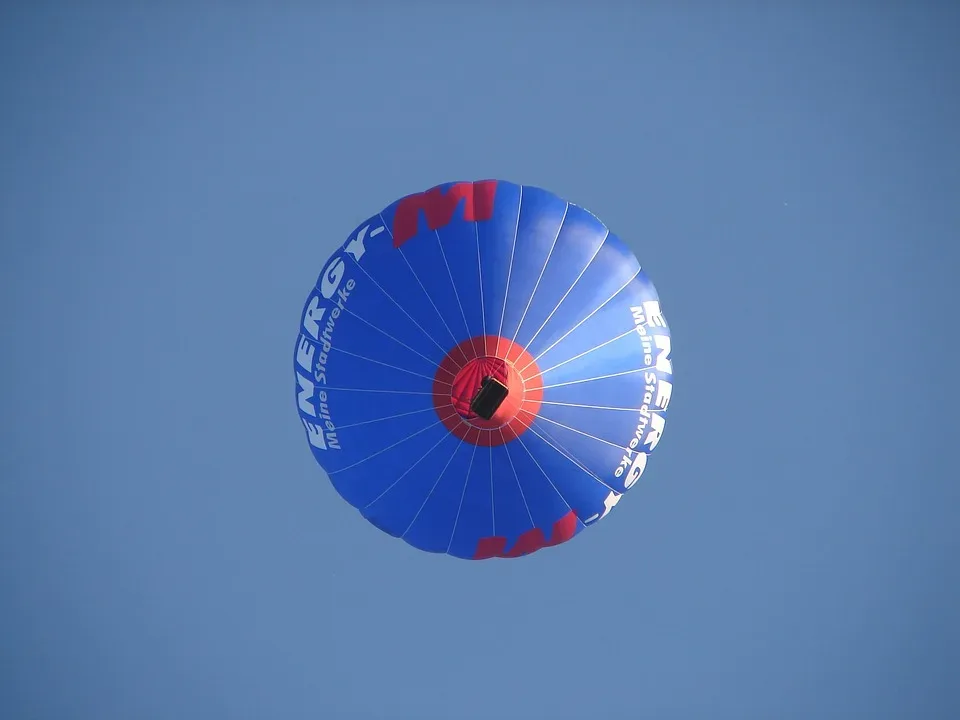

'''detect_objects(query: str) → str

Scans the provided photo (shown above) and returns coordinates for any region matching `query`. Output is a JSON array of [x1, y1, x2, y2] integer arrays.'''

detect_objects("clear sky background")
[[2, 4, 958, 719]]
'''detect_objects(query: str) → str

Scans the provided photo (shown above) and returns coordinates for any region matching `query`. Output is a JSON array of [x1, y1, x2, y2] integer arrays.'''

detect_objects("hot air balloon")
[[293, 180, 673, 559]]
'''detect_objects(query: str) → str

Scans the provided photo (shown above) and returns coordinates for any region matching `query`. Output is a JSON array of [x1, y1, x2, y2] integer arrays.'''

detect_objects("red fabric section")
[[431, 335, 543, 448]]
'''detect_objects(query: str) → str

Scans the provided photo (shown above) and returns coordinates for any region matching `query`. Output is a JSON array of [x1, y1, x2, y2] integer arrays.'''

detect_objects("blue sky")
[[2, 4, 958, 719]]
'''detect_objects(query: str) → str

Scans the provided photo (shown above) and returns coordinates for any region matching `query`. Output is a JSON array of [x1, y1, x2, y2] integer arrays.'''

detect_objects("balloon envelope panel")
[[293, 180, 674, 559]]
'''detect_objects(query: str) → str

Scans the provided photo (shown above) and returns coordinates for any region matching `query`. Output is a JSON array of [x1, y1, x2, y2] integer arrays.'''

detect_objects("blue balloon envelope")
[[294, 180, 673, 559]]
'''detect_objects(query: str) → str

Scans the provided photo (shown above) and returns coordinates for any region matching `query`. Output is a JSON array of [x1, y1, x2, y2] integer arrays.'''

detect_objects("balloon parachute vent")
[[470, 376, 510, 420]]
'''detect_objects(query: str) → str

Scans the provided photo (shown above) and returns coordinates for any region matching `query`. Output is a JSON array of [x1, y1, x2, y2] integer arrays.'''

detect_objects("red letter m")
[[472, 510, 578, 559], [392, 180, 498, 247]]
